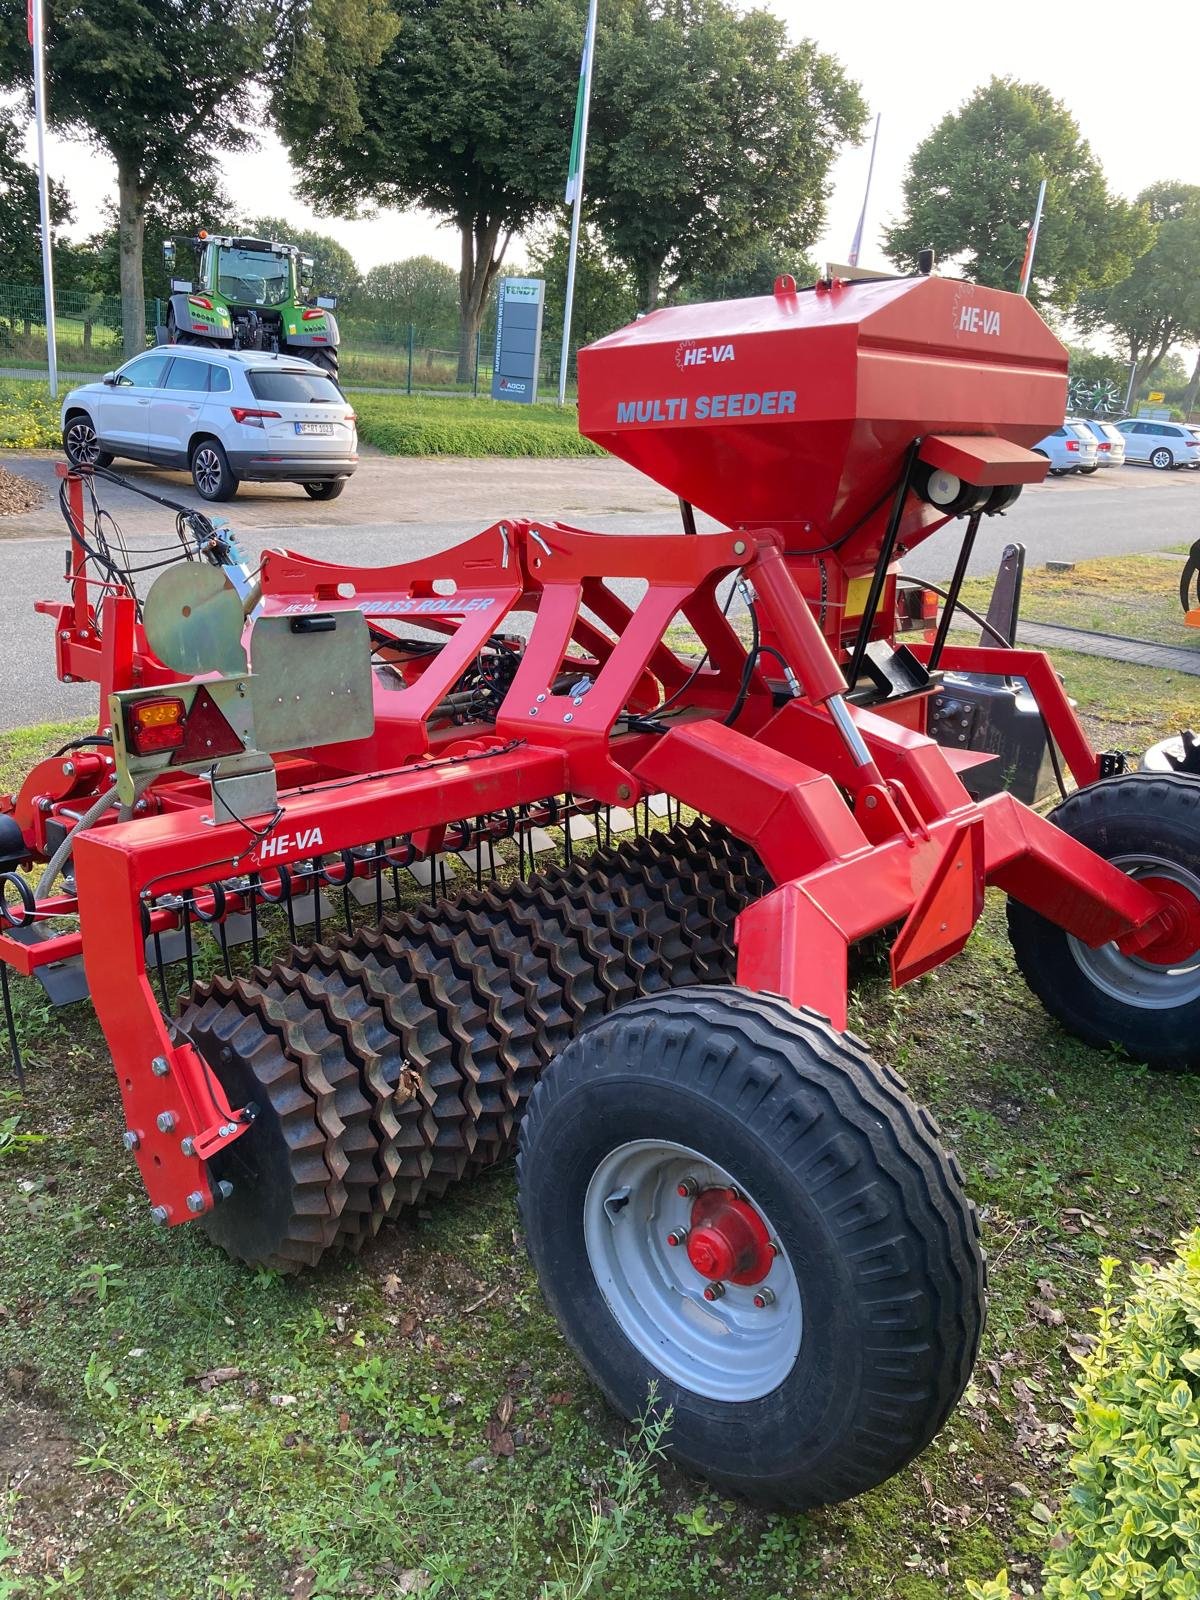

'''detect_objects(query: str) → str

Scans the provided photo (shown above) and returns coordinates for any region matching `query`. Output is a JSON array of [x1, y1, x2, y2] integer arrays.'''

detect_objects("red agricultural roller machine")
[[5, 269, 1200, 1509]]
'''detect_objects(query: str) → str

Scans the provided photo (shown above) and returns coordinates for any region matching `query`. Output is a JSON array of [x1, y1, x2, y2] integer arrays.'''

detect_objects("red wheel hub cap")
[[684, 1187, 774, 1286], [1124, 875, 1200, 967]]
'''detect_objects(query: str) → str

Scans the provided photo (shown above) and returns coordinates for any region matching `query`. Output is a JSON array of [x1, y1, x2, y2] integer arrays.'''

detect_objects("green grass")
[[352, 393, 602, 458], [2, 649, 1200, 1598], [959, 551, 1200, 649]]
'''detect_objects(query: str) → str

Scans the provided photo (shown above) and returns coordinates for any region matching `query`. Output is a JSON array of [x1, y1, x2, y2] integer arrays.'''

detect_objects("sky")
[[25, 0, 1200, 340]]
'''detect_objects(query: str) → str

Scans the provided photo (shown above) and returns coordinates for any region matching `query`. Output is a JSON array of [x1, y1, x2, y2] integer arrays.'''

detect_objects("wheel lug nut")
[[752, 1288, 776, 1309], [666, 1227, 689, 1248], [676, 1176, 698, 1198], [702, 1281, 726, 1301]]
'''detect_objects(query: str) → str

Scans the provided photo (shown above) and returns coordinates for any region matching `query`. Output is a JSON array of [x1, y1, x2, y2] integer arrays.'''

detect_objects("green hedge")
[[352, 394, 604, 458], [970, 1233, 1200, 1600]]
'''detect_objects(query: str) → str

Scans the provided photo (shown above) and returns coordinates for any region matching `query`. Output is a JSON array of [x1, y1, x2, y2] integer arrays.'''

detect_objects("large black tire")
[[190, 437, 239, 501], [290, 345, 339, 380], [1008, 773, 1200, 1069], [62, 410, 114, 469], [165, 306, 210, 348], [517, 986, 985, 1509]]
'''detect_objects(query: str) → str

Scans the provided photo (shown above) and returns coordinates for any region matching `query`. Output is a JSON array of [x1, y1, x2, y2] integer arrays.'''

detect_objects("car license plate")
[[295, 422, 333, 436]]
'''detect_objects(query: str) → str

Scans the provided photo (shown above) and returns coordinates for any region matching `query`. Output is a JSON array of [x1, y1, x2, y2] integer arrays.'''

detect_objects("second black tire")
[[1008, 772, 1200, 1069], [517, 986, 985, 1509]]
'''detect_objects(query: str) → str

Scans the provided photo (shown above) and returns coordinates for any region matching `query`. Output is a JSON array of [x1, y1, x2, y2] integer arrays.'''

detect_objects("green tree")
[[279, 0, 583, 381], [358, 256, 461, 341], [0, 0, 393, 357], [675, 238, 819, 303], [526, 221, 638, 380], [587, 0, 865, 311], [883, 78, 1151, 311], [245, 216, 362, 303], [1076, 184, 1200, 393], [0, 106, 73, 285]]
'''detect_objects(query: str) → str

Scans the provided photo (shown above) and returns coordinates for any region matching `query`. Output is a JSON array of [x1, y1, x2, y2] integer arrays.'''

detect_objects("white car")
[[1115, 417, 1200, 471], [1070, 418, 1126, 470], [61, 347, 358, 502], [1030, 422, 1099, 474]]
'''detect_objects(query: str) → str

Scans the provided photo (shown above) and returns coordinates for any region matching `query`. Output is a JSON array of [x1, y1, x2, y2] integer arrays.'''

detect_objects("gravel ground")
[[0, 464, 43, 516]]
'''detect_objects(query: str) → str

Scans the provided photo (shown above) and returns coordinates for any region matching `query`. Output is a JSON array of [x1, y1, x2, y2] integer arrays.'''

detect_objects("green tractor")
[[159, 231, 341, 378]]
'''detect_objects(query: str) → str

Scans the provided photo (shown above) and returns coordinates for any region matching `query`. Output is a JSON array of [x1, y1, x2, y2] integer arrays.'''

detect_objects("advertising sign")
[[491, 277, 545, 405]]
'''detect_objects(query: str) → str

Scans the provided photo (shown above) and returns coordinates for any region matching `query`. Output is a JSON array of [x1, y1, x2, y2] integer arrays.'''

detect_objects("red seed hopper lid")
[[576, 274, 1068, 564]]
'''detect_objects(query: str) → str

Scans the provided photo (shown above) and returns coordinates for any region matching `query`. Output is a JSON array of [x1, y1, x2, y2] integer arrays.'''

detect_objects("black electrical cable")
[[51, 734, 113, 758], [652, 580, 740, 718], [781, 478, 902, 559], [917, 577, 1068, 801]]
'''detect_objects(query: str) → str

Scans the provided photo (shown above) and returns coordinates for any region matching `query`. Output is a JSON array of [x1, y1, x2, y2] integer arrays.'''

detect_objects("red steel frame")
[[1, 444, 1190, 1230]]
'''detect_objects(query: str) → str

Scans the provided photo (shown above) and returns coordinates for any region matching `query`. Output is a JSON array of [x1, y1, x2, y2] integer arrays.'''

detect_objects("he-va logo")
[[957, 305, 1002, 337], [676, 341, 735, 368], [259, 826, 324, 860]]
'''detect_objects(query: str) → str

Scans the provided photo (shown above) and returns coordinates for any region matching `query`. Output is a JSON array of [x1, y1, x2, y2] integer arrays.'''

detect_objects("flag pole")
[[557, 0, 598, 407], [1018, 178, 1047, 298], [30, 0, 58, 399], [847, 112, 880, 268]]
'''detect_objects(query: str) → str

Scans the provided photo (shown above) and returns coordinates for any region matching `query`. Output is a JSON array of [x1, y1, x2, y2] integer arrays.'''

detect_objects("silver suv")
[[1116, 418, 1200, 471]]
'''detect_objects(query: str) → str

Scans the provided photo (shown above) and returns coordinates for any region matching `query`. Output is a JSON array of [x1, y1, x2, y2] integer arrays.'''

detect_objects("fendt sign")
[[491, 277, 546, 405]]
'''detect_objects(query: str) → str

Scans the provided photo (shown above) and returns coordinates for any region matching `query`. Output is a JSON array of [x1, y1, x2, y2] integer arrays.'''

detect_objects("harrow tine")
[[1, 963, 24, 1090], [309, 860, 323, 944], [152, 928, 170, 1011], [181, 897, 195, 991], [248, 878, 261, 968], [373, 846, 385, 924]]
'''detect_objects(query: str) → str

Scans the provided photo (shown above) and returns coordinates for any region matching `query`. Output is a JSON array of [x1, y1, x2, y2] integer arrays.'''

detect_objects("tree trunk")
[[641, 259, 663, 313], [457, 216, 506, 385], [1183, 351, 1200, 421], [117, 158, 148, 359]]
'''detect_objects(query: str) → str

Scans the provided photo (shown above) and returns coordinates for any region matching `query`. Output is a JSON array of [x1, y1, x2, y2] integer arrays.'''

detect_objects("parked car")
[[61, 348, 358, 502], [1030, 422, 1099, 475], [1115, 417, 1200, 471], [1070, 418, 1126, 471]]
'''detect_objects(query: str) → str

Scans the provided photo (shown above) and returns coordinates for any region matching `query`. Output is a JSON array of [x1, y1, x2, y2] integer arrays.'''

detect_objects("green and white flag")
[[565, 0, 597, 205]]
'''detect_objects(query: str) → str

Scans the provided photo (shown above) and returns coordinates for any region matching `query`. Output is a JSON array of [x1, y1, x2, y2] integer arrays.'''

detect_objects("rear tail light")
[[230, 407, 282, 427], [896, 585, 939, 633], [126, 697, 186, 755], [344, 411, 357, 423], [1098, 442, 1111, 451], [188, 295, 213, 310], [1066, 440, 1079, 451], [301, 308, 326, 320]]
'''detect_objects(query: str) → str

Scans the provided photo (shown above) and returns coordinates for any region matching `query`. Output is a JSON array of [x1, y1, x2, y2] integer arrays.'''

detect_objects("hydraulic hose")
[[34, 783, 127, 899]]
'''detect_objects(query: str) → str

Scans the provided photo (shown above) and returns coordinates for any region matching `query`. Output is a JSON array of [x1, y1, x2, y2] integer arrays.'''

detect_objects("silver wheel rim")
[[1068, 853, 1200, 1009], [66, 420, 98, 464], [582, 1138, 802, 1402], [194, 448, 222, 495], [1153, 450, 1171, 469]]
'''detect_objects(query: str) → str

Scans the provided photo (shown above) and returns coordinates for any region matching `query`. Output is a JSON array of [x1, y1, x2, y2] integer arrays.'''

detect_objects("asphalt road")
[[0, 449, 1196, 729]]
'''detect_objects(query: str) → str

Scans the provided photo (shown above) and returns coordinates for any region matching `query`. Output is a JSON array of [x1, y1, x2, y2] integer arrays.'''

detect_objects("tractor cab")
[[159, 230, 341, 378]]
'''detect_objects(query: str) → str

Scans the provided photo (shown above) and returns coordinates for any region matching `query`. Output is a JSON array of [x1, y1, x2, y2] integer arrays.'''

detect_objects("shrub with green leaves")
[[969, 1234, 1200, 1600]]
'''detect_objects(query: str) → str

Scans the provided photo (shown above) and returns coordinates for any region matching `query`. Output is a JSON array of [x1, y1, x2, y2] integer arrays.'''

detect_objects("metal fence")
[[0, 281, 159, 371], [0, 280, 566, 398]]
